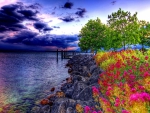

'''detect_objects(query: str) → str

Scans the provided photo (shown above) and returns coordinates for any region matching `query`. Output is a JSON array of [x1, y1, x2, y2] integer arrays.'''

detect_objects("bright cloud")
[[0, 0, 18, 7]]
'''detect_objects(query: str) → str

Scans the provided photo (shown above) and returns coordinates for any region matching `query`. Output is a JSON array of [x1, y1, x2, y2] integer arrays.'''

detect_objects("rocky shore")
[[35, 54, 104, 113]]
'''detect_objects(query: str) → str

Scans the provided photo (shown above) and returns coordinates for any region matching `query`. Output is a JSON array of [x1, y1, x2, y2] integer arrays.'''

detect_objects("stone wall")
[[36, 54, 104, 113]]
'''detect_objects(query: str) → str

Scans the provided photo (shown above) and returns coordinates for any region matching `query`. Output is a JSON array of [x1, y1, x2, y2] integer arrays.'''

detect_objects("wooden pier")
[[56, 49, 78, 60], [56, 49, 95, 62]]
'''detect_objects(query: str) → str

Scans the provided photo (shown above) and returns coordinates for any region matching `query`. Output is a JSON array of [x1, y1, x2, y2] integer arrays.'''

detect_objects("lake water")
[[0, 52, 70, 112]]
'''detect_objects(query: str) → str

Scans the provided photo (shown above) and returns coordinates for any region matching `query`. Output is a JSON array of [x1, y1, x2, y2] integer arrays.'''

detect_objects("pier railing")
[[56, 49, 95, 61]]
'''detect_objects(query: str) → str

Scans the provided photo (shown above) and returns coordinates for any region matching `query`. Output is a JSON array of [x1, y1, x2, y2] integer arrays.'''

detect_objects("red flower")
[[145, 56, 148, 60], [144, 71, 150, 77]]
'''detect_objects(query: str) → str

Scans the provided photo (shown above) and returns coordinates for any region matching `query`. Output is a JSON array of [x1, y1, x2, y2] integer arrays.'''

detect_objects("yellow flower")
[[76, 104, 83, 113]]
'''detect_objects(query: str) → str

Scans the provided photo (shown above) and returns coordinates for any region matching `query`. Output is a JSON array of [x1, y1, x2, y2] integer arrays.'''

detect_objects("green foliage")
[[78, 17, 107, 52], [107, 8, 140, 50], [137, 21, 150, 49], [78, 8, 150, 52]]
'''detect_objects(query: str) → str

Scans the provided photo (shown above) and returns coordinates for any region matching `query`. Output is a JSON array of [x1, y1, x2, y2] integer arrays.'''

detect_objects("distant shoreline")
[[0, 50, 80, 53]]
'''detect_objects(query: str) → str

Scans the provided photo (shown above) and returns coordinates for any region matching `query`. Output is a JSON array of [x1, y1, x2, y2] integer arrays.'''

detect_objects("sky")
[[0, 0, 150, 51]]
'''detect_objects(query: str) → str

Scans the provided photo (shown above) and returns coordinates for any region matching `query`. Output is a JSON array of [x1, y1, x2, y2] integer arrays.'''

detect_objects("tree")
[[103, 24, 122, 51], [78, 18, 107, 52], [137, 20, 150, 51], [107, 8, 139, 50]]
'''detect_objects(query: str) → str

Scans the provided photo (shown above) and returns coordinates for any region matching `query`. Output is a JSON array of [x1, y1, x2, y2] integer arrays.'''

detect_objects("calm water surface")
[[0, 52, 69, 112]]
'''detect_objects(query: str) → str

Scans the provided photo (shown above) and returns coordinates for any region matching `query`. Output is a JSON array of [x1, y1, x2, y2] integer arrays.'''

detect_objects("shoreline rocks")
[[36, 54, 103, 113]]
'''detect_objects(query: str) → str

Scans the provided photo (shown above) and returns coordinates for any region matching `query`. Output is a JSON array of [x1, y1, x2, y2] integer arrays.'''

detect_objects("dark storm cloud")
[[0, 42, 45, 51], [2, 30, 38, 43], [33, 22, 47, 31], [59, 16, 75, 22], [22, 35, 53, 46], [1, 4, 20, 11], [0, 25, 8, 32], [1, 29, 78, 48], [26, 3, 42, 9], [0, 3, 41, 33], [33, 22, 53, 32], [75, 8, 86, 17], [17, 10, 39, 21], [43, 27, 53, 33], [62, 1, 74, 9], [22, 35, 78, 48]]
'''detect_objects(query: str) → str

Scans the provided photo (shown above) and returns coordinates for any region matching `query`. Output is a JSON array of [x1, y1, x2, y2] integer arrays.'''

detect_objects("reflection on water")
[[0, 52, 69, 112]]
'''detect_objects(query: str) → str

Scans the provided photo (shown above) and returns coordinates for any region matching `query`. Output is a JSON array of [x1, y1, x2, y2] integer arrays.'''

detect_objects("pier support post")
[[57, 49, 58, 62], [61, 50, 63, 59]]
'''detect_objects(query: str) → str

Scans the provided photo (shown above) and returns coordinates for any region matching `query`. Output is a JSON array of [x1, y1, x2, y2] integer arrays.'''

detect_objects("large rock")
[[58, 102, 66, 113], [72, 82, 87, 100], [66, 107, 74, 113], [51, 98, 77, 113], [39, 105, 50, 113], [76, 86, 93, 101], [61, 83, 73, 92], [65, 87, 74, 98], [37, 54, 104, 113], [51, 98, 69, 113], [88, 67, 103, 85], [90, 65, 98, 74]]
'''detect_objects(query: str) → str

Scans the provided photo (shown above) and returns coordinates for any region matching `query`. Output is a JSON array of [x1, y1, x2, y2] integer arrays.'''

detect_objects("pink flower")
[[92, 86, 99, 94], [92, 111, 97, 113], [106, 91, 110, 96], [129, 74, 136, 80], [141, 92, 150, 101], [122, 100, 125, 104], [145, 56, 148, 60], [130, 92, 150, 102], [138, 85, 145, 91], [116, 98, 120, 103], [114, 103, 119, 107], [129, 93, 139, 101], [119, 82, 123, 87], [107, 86, 112, 91], [114, 98, 120, 107], [84, 106, 91, 113], [97, 111, 103, 113], [131, 88, 136, 93], [144, 71, 150, 77], [122, 110, 130, 113]]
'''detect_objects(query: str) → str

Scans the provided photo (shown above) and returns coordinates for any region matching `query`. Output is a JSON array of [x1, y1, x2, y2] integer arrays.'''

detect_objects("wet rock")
[[61, 82, 73, 92], [58, 102, 66, 113], [49, 101, 54, 107], [70, 71, 81, 75], [66, 107, 74, 113], [88, 71, 100, 85], [66, 77, 72, 83], [72, 82, 87, 100], [65, 87, 74, 98], [82, 70, 90, 77], [72, 75, 82, 83], [50, 87, 55, 92], [36, 54, 104, 113], [76, 86, 93, 101], [51, 98, 69, 113], [68, 68, 73, 73], [40, 99, 49, 105], [47, 94, 55, 100], [90, 65, 97, 74], [39, 105, 50, 113]]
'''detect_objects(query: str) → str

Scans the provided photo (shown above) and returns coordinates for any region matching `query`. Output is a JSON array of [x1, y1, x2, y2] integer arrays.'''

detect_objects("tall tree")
[[103, 24, 122, 51], [107, 8, 139, 50], [137, 20, 150, 51], [78, 18, 107, 52]]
